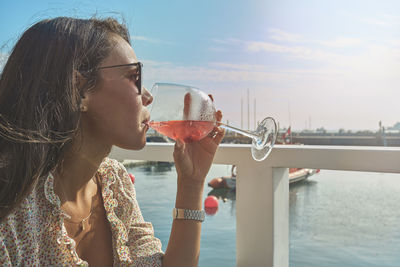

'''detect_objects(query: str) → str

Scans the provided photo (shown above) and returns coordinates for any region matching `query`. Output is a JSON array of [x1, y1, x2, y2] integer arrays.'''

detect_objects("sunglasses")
[[97, 62, 143, 94]]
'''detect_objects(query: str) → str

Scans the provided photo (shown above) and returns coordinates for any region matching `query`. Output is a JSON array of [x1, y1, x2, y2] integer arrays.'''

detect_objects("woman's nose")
[[141, 87, 153, 106]]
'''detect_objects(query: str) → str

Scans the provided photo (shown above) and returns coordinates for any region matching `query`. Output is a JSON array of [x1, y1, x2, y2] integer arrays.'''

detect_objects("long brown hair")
[[0, 17, 130, 221]]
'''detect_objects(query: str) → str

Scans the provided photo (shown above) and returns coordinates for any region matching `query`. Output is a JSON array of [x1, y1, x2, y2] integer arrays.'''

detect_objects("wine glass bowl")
[[148, 83, 216, 142], [149, 83, 216, 123], [148, 83, 277, 161]]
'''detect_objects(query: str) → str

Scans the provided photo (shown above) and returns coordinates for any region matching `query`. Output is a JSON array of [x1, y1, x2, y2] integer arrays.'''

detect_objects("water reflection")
[[289, 179, 318, 205], [137, 161, 174, 174], [289, 171, 400, 267]]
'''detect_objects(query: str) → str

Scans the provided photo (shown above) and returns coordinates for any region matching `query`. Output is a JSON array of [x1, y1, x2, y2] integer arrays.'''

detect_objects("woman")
[[0, 17, 224, 266]]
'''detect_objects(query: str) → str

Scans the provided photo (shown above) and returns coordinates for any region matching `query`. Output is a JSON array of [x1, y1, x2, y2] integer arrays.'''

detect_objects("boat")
[[208, 166, 319, 189], [281, 127, 320, 184], [208, 166, 237, 189], [288, 168, 320, 184], [208, 175, 236, 189]]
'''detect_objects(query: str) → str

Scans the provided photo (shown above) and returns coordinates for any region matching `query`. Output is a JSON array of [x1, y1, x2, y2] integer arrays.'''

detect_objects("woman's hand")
[[173, 110, 225, 187]]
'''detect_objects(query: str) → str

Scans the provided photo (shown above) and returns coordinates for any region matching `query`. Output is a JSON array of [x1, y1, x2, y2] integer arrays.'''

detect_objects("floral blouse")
[[0, 158, 164, 266]]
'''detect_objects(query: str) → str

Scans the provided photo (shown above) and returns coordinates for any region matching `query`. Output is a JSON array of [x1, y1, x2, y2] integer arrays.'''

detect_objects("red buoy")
[[129, 173, 135, 184], [204, 196, 219, 215]]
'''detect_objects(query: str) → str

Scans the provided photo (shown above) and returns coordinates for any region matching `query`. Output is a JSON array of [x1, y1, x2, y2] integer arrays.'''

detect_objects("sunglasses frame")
[[97, 62, 142, 94]]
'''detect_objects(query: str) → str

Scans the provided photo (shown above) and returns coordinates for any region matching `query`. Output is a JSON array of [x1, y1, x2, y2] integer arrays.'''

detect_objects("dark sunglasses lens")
[[137, 64, 142, 94]]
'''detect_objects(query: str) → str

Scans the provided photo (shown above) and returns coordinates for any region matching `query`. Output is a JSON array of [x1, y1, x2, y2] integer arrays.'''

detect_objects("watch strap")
[[172, 208, 205, 222]]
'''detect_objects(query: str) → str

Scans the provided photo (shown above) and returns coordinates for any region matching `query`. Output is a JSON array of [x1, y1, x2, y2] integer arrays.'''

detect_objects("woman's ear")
[[73, 70, 90, 112], [73, 70, 87, 91]]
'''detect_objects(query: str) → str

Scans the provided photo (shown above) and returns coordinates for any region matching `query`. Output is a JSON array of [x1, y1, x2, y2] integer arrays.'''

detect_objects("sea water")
[[128, 163, 400, 267]]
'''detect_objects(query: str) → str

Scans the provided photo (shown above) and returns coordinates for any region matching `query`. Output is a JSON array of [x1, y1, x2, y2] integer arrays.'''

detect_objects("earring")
[[80, 105, 88, 112]]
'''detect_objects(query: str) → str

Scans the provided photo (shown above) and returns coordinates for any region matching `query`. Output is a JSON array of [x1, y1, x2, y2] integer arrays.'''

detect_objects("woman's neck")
[[54, 137, 111, 203]]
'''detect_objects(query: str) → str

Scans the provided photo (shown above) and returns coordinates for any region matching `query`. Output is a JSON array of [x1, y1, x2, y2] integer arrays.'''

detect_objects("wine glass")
[[147, 83, 277, 161]]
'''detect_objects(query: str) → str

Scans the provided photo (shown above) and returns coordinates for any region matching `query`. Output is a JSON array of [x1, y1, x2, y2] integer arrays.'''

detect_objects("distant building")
[[389, 122, 400, 131], [386, 122, 400, 134]]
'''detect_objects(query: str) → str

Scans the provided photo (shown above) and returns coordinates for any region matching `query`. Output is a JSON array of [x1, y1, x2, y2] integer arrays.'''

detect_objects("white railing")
[[110, 143, 400, 267]]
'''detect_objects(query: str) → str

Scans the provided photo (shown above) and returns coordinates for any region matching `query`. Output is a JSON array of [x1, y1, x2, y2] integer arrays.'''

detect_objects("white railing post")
[[273, 167, 289, 267], [236, 159, 289, 267]]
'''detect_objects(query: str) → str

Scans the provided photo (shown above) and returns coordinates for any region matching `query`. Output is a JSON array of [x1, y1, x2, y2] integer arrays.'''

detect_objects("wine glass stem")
[[218, 122, 259, 140]]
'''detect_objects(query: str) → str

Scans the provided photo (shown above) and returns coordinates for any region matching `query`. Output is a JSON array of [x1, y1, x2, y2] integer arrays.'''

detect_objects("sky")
[[0, 0, 399, 131]]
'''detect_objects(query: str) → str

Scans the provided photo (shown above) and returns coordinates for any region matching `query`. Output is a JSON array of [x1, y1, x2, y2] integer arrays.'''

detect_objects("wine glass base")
[[251, 145, 273, 161], [251, 117, 277, 161]]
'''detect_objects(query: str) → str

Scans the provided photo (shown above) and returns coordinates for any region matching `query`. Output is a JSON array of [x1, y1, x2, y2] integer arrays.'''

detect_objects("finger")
[[183, 93, 191, 120], [215, 110, 222, 122], [208, 94, 214, 102], [173, 139, 185, 159], [207, 125, 225, 142], [208, 129, 218, 138], [214, 127, 225, 144]]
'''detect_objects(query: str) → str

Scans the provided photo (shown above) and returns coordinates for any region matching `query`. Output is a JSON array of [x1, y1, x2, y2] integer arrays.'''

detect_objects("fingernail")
[[176, 139, 183, 148]]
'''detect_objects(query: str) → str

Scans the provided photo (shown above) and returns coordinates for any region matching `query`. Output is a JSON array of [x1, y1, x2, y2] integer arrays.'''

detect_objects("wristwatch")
[[172, 208, 205, 222]]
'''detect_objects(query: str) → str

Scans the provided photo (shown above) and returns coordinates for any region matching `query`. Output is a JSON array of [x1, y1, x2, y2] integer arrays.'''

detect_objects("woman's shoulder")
[[98, 157, 129, 180], [99, 157, 124, 171], [97, 157, 134, 193], [97, 158, 138, 227]]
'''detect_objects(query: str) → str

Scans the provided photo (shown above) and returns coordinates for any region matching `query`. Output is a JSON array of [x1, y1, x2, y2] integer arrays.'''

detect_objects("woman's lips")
[[141, 118, 150, 128]]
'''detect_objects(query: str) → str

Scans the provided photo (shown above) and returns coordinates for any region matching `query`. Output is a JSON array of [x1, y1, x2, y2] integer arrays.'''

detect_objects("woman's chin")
[[115, 136, 146, 151], [136, 139, 147, 150]]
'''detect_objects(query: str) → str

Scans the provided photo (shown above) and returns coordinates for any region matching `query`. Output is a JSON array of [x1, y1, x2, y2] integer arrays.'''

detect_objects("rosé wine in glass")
[[148, 120, 215, 143]]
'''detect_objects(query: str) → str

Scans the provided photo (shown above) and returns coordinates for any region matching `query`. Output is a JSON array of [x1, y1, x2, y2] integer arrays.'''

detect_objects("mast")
[[288, 102, 292, 143], [247, 89, 250, 130], [288, 102, 292, 128], [241, 97, 243, 129], [254, 98, 256, 129]]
